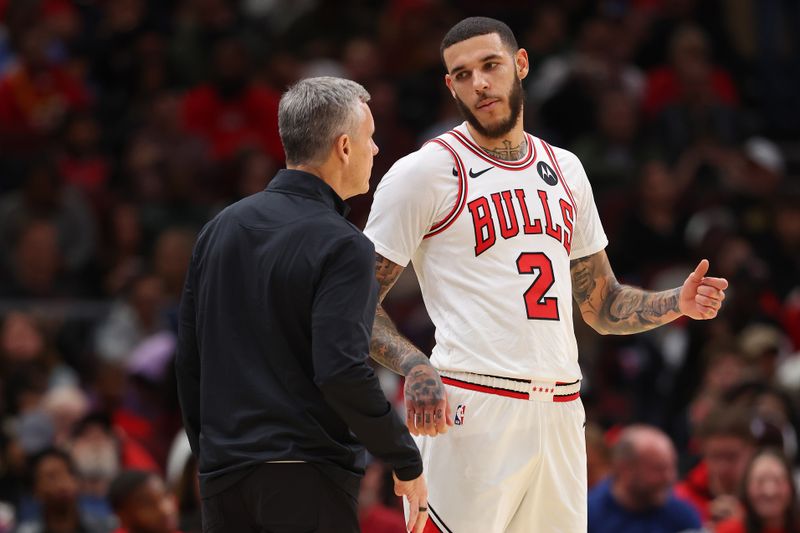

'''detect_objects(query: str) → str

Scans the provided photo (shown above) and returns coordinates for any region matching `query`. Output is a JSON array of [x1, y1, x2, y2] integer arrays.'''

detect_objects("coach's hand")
[[393, 471, 428, 533], [404, 364, 452, 437], [679, 259, 728, 320]]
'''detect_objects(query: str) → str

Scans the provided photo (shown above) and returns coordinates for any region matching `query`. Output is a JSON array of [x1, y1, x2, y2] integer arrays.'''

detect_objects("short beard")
[[629, 482, 669, 511], [454, 73, 524, 139]]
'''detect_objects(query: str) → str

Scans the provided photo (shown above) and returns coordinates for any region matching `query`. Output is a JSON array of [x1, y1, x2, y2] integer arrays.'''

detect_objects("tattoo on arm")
[[370, 254, 429, 374], [570, 255, 596, 303], [480, 139, 528, 161], [603, 287, 680, 332], [570, 251, 681, 335]]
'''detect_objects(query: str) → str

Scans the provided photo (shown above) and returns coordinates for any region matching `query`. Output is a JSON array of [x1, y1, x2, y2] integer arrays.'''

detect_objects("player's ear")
[[444, 74, 456, 99], [515, 48, 529, 80]]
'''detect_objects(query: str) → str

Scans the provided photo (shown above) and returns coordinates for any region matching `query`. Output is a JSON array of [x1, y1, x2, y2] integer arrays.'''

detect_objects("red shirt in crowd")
[[716, 518, 792, 533], [58, 155, 111, 197], [0, 64, 90, 152], [675, 460, 713, 521], [643, 66, 739, 118], [180, 83, 284, 162]]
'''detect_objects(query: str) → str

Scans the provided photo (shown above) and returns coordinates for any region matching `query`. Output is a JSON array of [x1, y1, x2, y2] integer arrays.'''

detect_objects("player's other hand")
[[393, 471, 428, 533], [404, 364, 453, 437], [679, 259, 728, 320]]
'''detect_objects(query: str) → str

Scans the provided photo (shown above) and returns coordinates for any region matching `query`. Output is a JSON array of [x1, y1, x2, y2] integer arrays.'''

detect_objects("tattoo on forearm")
[[370, 254, 429, 374], [571, 252, 681, 335], [609, 290, 644, 319], [480, 139, 528, 161], [371, 307, 428, 374], [602, 287, 680, 332]]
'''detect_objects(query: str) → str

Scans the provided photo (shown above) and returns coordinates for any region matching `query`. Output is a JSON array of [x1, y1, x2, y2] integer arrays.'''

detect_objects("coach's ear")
[[334, 132, 351, 164]]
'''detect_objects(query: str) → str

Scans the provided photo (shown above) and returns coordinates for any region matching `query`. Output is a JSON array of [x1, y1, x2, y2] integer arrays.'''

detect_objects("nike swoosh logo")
[[469, 166, 493, 178]]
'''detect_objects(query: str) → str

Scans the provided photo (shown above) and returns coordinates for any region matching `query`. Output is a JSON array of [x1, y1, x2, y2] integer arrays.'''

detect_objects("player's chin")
[[480, 113, 512, 132], [476, 109, 505, 124]]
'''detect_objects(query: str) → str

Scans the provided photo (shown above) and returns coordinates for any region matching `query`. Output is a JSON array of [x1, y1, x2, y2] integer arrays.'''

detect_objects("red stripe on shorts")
[[441, 376, 529, 400], [553, 391, 581, 402]]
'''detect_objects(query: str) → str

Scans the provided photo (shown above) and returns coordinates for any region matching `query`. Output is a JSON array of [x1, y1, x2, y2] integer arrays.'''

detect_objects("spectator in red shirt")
[[0, 22, 90, 154], [180, 35, 283, 163], [676, 406, 757, 527], [642, 24, 738, 119], [716, 448, 800, 533], [56, 112, 111, 213]]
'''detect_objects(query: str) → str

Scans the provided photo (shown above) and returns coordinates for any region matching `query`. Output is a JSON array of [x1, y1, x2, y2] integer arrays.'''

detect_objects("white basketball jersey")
[[365, 123, 607, 381]]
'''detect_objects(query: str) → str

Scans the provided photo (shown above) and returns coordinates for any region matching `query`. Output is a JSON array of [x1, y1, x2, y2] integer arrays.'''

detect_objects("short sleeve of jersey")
[[364, 142, 458, 266], [551, 145, 608, 260]]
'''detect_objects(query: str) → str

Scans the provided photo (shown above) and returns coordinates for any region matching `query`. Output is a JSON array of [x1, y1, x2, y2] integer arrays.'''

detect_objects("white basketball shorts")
[[406, 371, 587, 533]]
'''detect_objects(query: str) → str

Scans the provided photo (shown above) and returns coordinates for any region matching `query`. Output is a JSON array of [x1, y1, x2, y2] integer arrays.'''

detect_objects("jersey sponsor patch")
[[536, 161, 558, 186], [454, 404, 466, 425]]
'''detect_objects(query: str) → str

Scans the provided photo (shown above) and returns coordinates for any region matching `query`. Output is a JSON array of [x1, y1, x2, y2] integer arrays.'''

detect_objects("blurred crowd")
[[0, 0, 797, 531]]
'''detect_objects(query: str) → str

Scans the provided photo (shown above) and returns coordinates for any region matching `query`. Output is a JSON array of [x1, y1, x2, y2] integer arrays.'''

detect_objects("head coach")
[[175, 77, 427, 533]]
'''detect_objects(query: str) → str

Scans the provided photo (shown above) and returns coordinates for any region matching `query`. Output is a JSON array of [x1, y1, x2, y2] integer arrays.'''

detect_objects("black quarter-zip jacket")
[[176, 169, 422, 498]]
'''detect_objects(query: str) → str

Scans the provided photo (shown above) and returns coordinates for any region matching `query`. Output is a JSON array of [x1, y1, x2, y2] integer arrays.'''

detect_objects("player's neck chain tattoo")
[[480, 138, 528, 161]]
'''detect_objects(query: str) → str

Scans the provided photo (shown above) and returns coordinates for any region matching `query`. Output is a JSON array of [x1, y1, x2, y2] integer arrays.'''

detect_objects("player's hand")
[[404, 364, 453, 437], [393, 472, 428, 533], [679, 259, 728, 320]]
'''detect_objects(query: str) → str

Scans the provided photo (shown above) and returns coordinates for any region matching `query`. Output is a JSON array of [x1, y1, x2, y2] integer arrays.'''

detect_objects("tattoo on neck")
[[480, 138, 527, 161]]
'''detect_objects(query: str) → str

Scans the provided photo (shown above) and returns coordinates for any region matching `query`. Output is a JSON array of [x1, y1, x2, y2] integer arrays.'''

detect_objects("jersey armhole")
[[541, 139, 578, 216], [423, 138, 468, 239]]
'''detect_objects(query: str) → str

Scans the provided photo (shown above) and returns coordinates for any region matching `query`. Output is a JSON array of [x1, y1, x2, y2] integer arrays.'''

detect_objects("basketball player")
[[364, 17, 728, 532]]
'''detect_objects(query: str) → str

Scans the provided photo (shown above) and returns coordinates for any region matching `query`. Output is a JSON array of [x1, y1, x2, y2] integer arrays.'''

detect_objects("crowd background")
[[0, 0, 797, 531]]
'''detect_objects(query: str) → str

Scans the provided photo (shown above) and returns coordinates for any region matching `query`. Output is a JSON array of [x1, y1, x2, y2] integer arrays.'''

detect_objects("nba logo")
[[454, 404, 466, 425]]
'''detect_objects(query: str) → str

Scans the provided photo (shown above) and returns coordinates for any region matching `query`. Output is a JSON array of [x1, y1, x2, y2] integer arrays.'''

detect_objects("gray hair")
[[278, 77, 371, 166]]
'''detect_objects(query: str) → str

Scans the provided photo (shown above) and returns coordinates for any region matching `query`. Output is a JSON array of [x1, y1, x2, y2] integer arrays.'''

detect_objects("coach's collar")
[[267, 169, 350, 217]]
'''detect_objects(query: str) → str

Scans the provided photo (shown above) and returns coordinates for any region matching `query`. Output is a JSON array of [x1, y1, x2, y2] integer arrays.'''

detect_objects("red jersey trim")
[[423, 138, 468, 239], [445, 129, 537, 170]]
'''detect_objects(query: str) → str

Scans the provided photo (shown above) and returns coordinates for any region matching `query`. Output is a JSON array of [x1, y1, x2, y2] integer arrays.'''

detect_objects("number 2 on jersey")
[[516, 252, 559, 320]]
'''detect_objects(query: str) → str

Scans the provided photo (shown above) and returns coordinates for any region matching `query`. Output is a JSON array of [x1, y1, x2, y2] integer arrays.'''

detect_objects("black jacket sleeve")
[[175, 256, 201, 456], [311, 233, 422, 481]]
